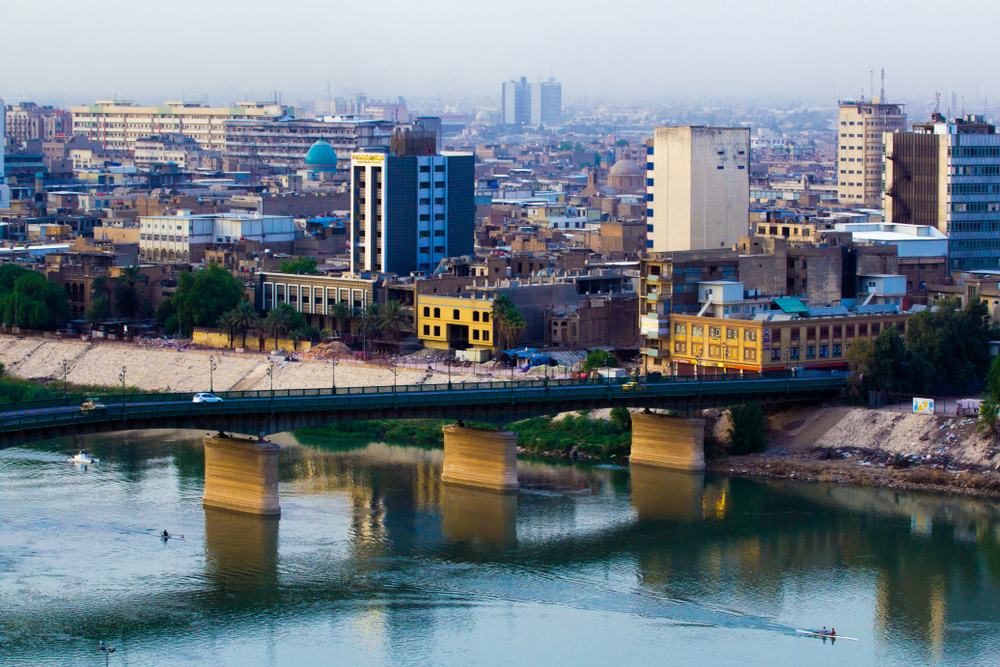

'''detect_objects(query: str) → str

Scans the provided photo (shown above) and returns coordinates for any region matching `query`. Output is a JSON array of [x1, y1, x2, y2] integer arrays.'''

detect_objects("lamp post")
[[99, 641, 115, 667], [328, 356, 337, 393], [62, 359, 69, 402], [118, 366, 126, 417], [266, 360, 274, 396], [392, 357, 398, 394], [447, 349, 453, 390], [209, 354, 217, 393]]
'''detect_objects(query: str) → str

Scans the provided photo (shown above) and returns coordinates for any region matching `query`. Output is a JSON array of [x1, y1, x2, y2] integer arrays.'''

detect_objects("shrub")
[[727, 402, 768, 455]]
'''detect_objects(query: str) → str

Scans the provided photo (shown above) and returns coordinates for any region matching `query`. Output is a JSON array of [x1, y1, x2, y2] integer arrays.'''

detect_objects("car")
[[80, 399, 107, 411], [192, 393, 223, 404], [622, 382, 646, 391]]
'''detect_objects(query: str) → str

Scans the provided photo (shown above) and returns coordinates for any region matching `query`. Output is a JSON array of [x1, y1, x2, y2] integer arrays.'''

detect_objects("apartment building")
[[4, 102, 70, 144], [71, 101, 288, 152], [837, 100, 906, 206], [884, 113, 1000, 271], [138, 213, 294, 263], [349, 147, 474, 275], [645, 126, 750, 253], [224, 116, 394, 170]]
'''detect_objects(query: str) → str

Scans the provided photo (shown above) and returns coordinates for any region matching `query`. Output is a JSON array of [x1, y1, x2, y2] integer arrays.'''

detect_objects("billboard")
[[912, 398, 935, 415]]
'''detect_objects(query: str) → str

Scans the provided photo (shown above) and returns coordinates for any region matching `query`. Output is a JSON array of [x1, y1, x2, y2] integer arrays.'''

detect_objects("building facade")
[[71, 101, 288, 152], [884, 113, 1000, 271], [501, 77, 561, 126], [224, 117, 395, 170], [349, 148, 474, 275], [5, 102, 70, 144], [645, 126, 750, 253], [139, 213, 294, 263], [256, 272, 377, 332], [837, 100, 906, 206], [416, 293, 494, 351]]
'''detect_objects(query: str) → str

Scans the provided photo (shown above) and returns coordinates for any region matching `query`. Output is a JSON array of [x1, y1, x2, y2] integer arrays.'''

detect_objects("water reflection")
[[203, 506, 280, 602], [629, 464, 705, 522], [441, 484, 517, 549]]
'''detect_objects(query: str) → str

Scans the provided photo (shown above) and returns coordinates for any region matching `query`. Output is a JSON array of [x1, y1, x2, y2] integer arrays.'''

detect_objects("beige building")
[[645, 126, 750, 253], [256, 272, 378, 332], [71, 101, 287, 152], [836, 100, 906, 206]]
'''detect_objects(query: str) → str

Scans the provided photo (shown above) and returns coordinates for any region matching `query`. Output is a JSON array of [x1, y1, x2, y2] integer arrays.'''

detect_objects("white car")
[[192, 393, 223, 404]]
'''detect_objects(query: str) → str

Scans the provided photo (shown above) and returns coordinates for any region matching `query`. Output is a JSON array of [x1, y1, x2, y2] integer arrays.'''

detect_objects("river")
[[1, 429, 999, 666]]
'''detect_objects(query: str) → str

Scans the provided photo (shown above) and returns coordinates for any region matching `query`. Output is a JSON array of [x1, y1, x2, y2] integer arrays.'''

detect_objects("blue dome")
[[304, 140, 339, 170]]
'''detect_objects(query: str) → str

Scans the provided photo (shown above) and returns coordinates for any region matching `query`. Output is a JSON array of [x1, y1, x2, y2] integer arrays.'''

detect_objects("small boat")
[[66, 450, 99, 464], [795, 630, 859, 641]]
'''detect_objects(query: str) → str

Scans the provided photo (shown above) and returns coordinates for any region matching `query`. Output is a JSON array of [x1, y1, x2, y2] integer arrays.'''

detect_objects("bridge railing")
[[0, 369, 849, 415]]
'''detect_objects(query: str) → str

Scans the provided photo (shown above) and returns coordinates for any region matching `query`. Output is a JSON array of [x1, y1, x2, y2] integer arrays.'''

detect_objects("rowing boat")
[[796, 630, 859, 641]]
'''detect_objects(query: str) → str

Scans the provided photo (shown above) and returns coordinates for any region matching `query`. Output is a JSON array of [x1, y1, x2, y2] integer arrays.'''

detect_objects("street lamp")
[[447, 349, 453, 390], [99, 641, 115, 667], [328, 355, 337, 393], [392, 357, 398, 393], [62, 359, 69, 401], [266, 360, 274, 396], [209, 355, 217, 393], [118, 366, 127, 417]]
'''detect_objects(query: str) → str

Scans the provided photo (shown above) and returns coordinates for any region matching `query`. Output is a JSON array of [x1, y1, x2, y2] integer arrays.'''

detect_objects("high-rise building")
[[71, 101, 289, 152], [501, 77, 561, 126], [0, 96, 9, 210], [5, 102, 70, 144], [349, 145, 474, 276], [836, 100, 907, 207], [644, 126, 750, 253], [884, 113, 1000, 271]]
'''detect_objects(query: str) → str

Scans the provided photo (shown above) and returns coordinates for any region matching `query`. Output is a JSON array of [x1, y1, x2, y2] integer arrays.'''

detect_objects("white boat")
[[795, 630, 859, 641], [66, 450, 99, 464]]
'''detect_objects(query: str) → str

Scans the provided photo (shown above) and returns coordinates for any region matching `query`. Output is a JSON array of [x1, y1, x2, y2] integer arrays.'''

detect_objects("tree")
[[906, 296, 991, 389], [491, 295, 525, 351], [329, 301, 350, 335], [610, 407, 631, 431], [278, 257, 320, 275], [0, 269, 70, 330], [727, 402, 768, 454], [582, 349, 618, 373], [114, 265, 148, 321], [156, 264, 246, 336], [979, 355, 1000, 436], [358, 302, 382, 351], [90, 275, 113, 304], [262, 303, 296, 351], [379, 300, 412, 341], [217, 311, 239, 348], [615, 139, 629, 147], [227, 300, 260, 350], [85, 296, 112, 323]]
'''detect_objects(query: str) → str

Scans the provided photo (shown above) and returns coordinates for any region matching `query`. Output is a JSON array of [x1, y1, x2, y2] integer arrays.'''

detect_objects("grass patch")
[[0, 376, 147, 404], [297, 420, 452, 446], [510, 414, 630, 460]]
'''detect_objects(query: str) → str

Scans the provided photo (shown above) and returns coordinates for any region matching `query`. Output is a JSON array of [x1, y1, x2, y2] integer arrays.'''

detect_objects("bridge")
[[0, 372, 845, 515]]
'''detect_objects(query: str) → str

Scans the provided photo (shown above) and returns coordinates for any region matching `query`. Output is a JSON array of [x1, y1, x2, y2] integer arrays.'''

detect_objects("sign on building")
[[912, 398, 935, 415]]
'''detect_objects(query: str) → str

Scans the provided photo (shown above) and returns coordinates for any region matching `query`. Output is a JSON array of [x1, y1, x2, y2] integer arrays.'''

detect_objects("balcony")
[[644, 290, 667, 301], [640, 316, 670, 338], [642, 348, 670, 358]]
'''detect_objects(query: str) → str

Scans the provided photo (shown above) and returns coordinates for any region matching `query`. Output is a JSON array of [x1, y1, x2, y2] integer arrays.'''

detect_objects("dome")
[[305, 140, 339, 170], [608, 159, 642, 177], [474, 110, 491, 124]]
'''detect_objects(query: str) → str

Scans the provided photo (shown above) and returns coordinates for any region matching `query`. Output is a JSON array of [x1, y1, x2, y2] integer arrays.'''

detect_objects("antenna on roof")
[[880, 68, 885, 102]]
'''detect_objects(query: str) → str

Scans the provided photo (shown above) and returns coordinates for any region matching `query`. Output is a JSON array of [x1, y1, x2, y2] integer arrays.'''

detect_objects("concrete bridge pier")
[[441, 425, 518, 491], [442, 484, 518, 548], [203, 434, 281, 516], [629, 412, 706, 471]]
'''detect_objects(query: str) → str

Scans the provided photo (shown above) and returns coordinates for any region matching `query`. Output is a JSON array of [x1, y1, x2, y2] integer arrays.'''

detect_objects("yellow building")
[[417, 294, 494, 351], [669, 311, 911, 375]]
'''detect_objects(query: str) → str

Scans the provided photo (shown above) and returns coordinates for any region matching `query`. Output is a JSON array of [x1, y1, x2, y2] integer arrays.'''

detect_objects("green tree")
[[615, 139, 629, 147], [156, 264, 247, 336], [217, 311, 237, 348], [358, 302, 381, 351], [90, 275, 113, 307], [0, 269, 70, 330], [278, 257, 320, 275], [491, 295, 525, 351], [379, 300, 412, 341], [262, 303, 297, 351], [727, 402, 768, 454], [114, 265, 148, 321], [582, 349, 618, 373], [329, 301, 350, 335], [227, 300, 260, 350], [558, 141, 573, 151], [86, 296, 112, 323], [979, 355, 1000, 436], [610, 407, 632, 431], [906, 296, 991, 388]]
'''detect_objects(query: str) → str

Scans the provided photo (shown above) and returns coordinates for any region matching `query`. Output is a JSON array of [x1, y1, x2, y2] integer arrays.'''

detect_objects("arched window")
[[433, 308, 440, 318], [483, 312, 490, 323], [473, 311, 480, 322], [423, 306, 430, 317]]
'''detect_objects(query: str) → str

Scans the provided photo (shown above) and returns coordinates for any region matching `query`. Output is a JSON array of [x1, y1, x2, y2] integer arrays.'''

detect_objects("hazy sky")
[[2, 0, 999, 110]]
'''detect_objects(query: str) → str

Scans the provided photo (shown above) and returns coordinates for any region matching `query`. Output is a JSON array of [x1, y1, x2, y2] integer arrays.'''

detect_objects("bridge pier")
[[441, 425, 518, 491], [629, 412, 705, 471], [442, 484, 518, 548], [203, 435, 281, 516]]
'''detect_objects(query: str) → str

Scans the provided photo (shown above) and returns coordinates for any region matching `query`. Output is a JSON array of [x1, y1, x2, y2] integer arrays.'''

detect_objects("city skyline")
[[2, 0, 1000, 109]]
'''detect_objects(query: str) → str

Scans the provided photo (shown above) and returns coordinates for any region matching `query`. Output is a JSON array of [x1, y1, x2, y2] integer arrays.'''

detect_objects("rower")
[[821, 626, 827, 635], [829, 628, 836, 637], [161, 530, 169, 539]]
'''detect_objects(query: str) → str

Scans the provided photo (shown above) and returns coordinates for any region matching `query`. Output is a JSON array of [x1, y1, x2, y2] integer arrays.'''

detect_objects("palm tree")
[[358, 302, 381, 353], [329, 301, 350, 335], [114, 265, 148, 321], [90, 275, 113, 318], [263, 305, 293, 351], [217, 311, 237, 348], [378, 300, 412, 341], [230, 301, 260, 350]]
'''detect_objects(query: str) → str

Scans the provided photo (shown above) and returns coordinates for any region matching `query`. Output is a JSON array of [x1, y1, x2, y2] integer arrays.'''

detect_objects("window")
[[675, 323, 687, 335], [434, 181, 445, 188], [806, 327, 815, 339], [483, 312, 490, 323], [419, 198, 430, 205], [473, 311, 480, 322], [745, 330, 756, 341], [820, 345, 828, 358], [743, 348, 756, 360], [423, 306, 430, 317], [692, 325, 704, 337], [453, 309, 460, 320], [789, 347, 800, 360], [726, 328, 738, 340], [833, 344, 842, 356], [419, 166, 430, 173], [833, 325, 842, 337], [435, 198, 445, 205], [647, 178, 654, 186], [871, 324, 880, 335], [434, 165, 445, 172], [433, 326, 440, 337], [819, 326, 828, 337], [806, 346, 815, 359], [846, 324, 855, 338], [771, 348, 781, 361], [709, 327, 721, 339], [709, 345, 721, 358], [473, 330, 479, 340], [423, 325, 430, 335], [483, 331, 489, 341], [419, 214, 430, 221], [433, 308, 440, 318], [674, 342, 687, 353]]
